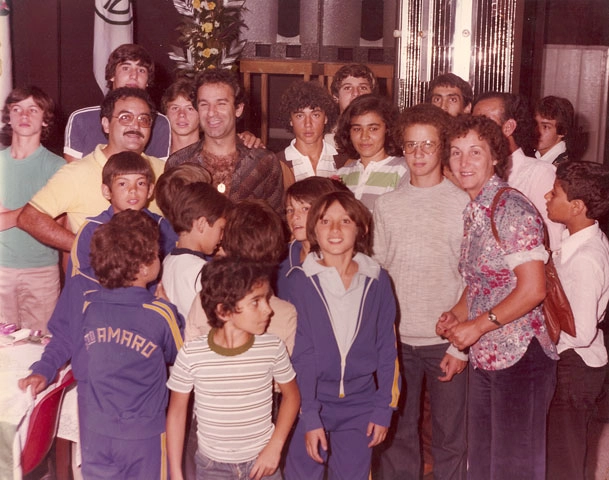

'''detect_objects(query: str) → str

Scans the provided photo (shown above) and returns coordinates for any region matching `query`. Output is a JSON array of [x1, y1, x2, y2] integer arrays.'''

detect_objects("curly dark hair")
[[556, 161, 609, 220], [334, 94, 402, 158], [394, 103, 451, 165], [534, 96, 575, 137], [199, 257, 272, 329], [1, 86, 55, 145], [446, 114, 511, 180], [307, 191, 373, 257], [90, 210, 160, 289], [330, 64, 379, 98], [222, 200, 286, 264], [473, 92, 539, 156], [105, 44, 155, 90], [194, 69, 245, 107], [99, 87, 158, 132], [279, 80, 338, 134], [161, 78, 196, 113], [425, 73, 473, 108]]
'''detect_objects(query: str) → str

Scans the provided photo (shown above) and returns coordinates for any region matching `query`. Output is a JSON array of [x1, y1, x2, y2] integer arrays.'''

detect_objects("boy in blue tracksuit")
[[79, 210, 182, 478], [22, 210, 183, 479], [283, 191, 400, 480]]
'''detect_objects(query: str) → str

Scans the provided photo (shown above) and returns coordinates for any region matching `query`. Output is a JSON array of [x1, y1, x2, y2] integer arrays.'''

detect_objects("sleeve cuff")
[[301, 410, 324, 432], [446, 344, 469, 361], [504, 244, 548, 270], [369, 406, 394, 428]]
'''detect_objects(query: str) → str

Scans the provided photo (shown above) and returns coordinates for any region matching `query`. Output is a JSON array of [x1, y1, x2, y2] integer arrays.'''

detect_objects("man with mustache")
[[17, 87, 166, 253], [64, 44, 171, 162]]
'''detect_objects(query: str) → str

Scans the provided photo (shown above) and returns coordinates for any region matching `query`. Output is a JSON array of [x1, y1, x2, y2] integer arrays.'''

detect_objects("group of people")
[[1, 41, 607, 480]]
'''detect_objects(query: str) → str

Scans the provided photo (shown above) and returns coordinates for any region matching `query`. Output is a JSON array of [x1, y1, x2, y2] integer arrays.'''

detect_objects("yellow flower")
[[202, 48, 212, 58], [206, 2, 216, 10], [208, 65, 216, 69], [202, 22, 213, 33], [193, 0, 201, 9], [196, 42, 204, 48]]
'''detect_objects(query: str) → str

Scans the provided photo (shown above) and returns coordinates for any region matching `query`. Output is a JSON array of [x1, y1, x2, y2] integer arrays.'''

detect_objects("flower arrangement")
[[169, 0, 247, 75]]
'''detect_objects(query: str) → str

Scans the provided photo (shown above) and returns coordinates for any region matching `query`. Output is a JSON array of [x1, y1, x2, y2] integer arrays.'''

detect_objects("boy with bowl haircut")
[[69, 151, 177, 283], [161, 181, 231, 318], [374, 103, 469, 480], [166, 257, 300, 480], [545, 161, 609, 479]]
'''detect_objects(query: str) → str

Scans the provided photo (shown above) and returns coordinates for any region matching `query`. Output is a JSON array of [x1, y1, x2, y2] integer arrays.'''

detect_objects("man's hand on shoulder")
[[238, 131, 265, 149]]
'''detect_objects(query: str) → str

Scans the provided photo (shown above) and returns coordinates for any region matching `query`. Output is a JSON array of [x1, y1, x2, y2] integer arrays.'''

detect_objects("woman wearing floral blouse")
[[436, 115, 558, 480]]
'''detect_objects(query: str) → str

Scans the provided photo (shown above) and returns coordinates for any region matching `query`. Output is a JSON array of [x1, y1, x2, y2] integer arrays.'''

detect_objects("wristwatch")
[[488, 310, 502, 327]]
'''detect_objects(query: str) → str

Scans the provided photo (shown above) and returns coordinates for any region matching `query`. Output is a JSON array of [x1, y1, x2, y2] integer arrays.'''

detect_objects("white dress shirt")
[[554, 222, 609, 367], [508, 148, 565, 250]]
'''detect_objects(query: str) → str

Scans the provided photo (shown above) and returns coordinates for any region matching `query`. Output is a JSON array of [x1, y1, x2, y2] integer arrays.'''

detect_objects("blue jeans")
[[378, 342, 467, 480], [467, 337, 556, 480], [195, 451, 283, 480], [547, 349, 606, 480]]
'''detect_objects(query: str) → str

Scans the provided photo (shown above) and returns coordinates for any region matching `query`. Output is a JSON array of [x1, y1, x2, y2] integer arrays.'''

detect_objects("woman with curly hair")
[[335, 94, 408, 211], [436, 115, 558, 480], [277, 80, 344, 189]]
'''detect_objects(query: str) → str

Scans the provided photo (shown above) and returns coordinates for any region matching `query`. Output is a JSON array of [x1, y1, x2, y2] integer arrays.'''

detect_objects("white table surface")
[[0, 340, 78, 480]]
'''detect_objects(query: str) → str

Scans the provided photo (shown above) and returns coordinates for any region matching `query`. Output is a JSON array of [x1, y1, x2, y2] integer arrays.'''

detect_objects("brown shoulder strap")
[[490, 186, 551, 252], [489, 187, 515, 245]]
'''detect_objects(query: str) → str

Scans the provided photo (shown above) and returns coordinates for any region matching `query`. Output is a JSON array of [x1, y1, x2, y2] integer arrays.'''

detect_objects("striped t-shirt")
[[338, 156, 409, 211], [284, 138, 340, 182], [166, 331, 295, 463]]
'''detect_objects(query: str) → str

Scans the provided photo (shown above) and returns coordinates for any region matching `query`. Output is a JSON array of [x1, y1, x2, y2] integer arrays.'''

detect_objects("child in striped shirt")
[[335, 94, 408, 211], [166, 257, 300, 480]]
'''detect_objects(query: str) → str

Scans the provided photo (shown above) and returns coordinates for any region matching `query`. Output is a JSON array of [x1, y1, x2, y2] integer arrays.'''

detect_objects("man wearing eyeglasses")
[[373, 104, 469, 480], [63, 44, 171, 163], [17, 88, 165, 253]]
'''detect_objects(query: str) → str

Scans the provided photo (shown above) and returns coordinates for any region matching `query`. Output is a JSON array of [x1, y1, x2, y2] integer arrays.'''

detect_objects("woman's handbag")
[[490, 187, 576, 343]]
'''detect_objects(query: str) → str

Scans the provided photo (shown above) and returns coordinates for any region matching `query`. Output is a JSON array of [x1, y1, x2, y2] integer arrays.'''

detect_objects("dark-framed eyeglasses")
[[403, 140, 439, 154], [113, 112, 153, 128]]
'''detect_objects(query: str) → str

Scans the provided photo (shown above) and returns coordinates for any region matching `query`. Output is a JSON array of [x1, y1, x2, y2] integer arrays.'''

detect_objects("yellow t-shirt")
[[29, 144, 165, 232]]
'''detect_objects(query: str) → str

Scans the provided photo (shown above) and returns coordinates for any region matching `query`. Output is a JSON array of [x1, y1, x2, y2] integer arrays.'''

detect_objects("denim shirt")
[[460, 175, 558, 370]]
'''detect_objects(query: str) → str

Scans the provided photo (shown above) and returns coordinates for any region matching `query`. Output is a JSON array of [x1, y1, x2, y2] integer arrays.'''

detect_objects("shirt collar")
[[302, 251, 380, 280], [556, 222, 601, 264], [535, 140, 566, 162], [284, 139, 337, 162]]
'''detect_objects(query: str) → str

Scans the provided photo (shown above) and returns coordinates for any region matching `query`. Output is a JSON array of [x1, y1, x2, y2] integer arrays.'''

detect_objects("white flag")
[[93, 0, 134, 94], [0, 3, 12, 116]]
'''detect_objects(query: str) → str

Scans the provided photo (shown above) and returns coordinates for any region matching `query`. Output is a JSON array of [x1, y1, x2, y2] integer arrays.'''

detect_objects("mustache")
[[124, 130, 145, 138]]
